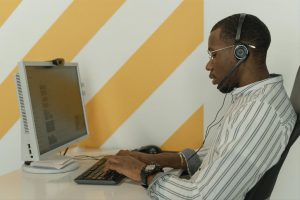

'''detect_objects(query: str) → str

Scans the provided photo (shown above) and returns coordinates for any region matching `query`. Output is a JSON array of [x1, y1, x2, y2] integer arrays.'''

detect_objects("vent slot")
[[16, 74, 29, 134]]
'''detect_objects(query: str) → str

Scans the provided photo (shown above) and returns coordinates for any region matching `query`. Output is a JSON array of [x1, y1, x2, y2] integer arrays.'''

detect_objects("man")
[[104, 14, 297, 199]]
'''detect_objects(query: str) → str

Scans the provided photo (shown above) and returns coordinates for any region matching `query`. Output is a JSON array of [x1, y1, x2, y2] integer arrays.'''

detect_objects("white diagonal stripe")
[[0, 0, 72, 84], [0, 121, 22, 176]]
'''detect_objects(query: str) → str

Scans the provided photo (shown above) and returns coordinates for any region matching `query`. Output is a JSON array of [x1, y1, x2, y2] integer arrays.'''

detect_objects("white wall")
[[0, 0, 299, 199]]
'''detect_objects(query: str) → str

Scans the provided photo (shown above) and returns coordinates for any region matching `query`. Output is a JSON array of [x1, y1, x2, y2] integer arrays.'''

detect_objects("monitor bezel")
[[18, 61, 89, 161]]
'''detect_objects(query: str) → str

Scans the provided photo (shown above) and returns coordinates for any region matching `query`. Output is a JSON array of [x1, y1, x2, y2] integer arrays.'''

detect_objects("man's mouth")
[[209, 74, 218, 85]]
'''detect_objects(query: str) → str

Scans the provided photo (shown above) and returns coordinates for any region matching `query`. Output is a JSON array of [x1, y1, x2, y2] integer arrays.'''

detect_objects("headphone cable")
[[186, 93, 228, 162]]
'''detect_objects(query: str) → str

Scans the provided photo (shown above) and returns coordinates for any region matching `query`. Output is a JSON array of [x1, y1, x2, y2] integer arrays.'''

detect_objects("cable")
[[72, 155, 107, 160], [186, 93, 228, 162], [204, 93, 228, 142], [62, 147, 69, 156]]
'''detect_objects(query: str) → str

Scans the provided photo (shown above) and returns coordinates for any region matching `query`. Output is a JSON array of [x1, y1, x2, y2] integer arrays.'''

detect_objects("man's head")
[[206, 14, 271, 93]]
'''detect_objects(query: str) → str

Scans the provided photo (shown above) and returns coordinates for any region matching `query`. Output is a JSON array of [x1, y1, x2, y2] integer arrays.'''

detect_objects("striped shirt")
[[148, 74, 297, 200]]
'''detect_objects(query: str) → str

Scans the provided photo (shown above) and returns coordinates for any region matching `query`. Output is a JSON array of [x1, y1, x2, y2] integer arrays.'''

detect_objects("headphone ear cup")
[[234, 44, 248, 60]]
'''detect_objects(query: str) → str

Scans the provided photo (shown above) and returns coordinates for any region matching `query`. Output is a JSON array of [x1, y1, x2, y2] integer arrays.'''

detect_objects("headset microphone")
[[217, 57, 246, 93]]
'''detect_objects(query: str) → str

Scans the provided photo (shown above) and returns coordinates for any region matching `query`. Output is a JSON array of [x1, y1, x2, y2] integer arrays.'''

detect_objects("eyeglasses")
[[207, 45, 234, 61], [207, 44, 256, 61]]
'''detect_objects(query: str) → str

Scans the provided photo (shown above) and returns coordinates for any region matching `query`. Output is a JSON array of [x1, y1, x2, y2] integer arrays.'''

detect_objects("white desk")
[[0, 149, 151, 200]]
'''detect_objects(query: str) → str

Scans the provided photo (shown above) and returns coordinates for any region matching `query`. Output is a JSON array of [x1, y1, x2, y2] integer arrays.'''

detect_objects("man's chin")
[[217, 84, 234, 94]]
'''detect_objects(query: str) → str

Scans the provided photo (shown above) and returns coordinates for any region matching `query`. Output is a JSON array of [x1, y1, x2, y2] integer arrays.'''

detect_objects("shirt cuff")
[[180, 148, 201, 177], [147, 169, 182, 191]]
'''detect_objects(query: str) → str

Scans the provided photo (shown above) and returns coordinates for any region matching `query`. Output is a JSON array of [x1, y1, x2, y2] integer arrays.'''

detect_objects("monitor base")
[[22, 158, 79, 174]]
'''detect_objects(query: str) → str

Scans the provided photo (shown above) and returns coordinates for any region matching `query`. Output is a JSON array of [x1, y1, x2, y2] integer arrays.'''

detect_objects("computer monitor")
[[15, 61, 89, 173]]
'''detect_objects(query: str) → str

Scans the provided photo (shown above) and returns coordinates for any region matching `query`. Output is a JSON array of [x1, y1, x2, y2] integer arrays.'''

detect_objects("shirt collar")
[[231, 74, 283, 96]]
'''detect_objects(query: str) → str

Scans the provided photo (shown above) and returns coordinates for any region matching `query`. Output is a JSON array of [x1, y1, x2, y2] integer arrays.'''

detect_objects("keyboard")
[[74, 158, 125, 185]]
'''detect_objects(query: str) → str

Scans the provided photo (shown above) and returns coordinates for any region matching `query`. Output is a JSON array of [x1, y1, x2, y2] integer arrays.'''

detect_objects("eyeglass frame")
[[207, 44, 256, 60]]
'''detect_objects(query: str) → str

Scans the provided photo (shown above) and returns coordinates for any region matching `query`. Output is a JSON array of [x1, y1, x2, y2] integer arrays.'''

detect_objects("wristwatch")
[[140, 164, 162, 188]]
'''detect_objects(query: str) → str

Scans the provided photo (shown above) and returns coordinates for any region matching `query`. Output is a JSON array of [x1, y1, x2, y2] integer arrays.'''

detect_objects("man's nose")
[[206, 60, 213, 71]]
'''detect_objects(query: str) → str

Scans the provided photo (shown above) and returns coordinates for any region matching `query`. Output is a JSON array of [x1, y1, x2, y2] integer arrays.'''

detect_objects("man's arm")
[[146, 102, 294, 199], [117, 150, 185, 169], [117, 147, 205, 175]]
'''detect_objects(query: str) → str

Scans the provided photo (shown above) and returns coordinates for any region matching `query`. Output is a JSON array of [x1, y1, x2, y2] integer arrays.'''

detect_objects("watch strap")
[[140, 164, 162, 188]]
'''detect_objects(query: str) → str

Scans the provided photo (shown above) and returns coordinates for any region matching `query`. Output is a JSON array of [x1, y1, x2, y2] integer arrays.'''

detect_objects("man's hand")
[[104, 155, 146, 182], [116, 150, 183, 169], [116, 150, 154, 164]]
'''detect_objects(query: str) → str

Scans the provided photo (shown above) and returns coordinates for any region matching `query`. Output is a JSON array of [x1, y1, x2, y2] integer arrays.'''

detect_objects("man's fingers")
[[104, 155, 114, 160], [117, 150, 131, 156], [104, 156, 123, 172], [103, 159, 116, 173]]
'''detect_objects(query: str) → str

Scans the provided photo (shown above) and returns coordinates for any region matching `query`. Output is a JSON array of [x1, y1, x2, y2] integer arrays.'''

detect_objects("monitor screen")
[[25, 65, 87, 155]]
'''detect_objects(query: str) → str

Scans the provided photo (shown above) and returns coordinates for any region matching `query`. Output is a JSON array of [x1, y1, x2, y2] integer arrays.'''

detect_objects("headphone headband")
[[234, 14, 248, 60], [235, 13, 246, 43]]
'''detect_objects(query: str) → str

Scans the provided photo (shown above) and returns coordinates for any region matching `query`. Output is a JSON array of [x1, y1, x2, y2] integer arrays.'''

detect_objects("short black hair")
[[211, 14, 271, 64]]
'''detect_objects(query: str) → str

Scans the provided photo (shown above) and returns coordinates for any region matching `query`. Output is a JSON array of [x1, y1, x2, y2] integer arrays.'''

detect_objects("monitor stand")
[[22, 156, 79, 174]]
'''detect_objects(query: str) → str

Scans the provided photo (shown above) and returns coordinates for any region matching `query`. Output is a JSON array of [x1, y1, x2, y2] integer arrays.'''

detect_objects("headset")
[[187, 14, 251, 162], [217, 13, 250, 93], [234, 13, 248, 60]]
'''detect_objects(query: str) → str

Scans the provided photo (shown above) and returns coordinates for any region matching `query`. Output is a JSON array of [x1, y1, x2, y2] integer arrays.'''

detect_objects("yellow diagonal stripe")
[[161, 106, 204, 152], [0, 0, 125, 140], [0, 0, 21, 28], [82, 0, 204, 148]]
